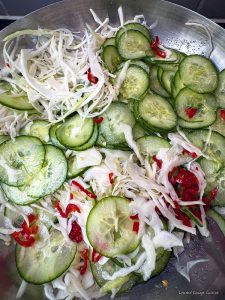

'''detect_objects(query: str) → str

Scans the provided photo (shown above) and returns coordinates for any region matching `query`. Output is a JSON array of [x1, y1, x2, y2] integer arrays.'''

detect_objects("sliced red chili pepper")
[[70, 193, 74, 200], [132, 221, 139, 234], [6, 63, 10, 68], [220, 109, 225, 121], [108, 172, 114, 184], [54, 201, 67, 218], [130, 214, 139, 220], [54, 201, 80, 218], [185, 107, 198, 119], [12, 231, 35, 247], [69, 220, 83, 243], [182, 149, 198, 159], [150, 36, 159, 50], [152, 155, 162, 169], [91, 249, 102, 263], [87, 68, 98, 84], [156, 49, 166, 58], [71, 180, 97, 199], [80, 249, 89, 275], [93, 117, 104, 124]]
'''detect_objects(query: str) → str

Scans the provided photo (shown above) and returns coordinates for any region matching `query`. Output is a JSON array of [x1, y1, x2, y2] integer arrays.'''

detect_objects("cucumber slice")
[[16, 229, 77, 284], [215, 69, 225, 108], [187, 130, 225, 163], [175, 88, 217, 125], [117, 30, 150, 60], [0, 135, 9, 144], [130, 60, 149, 73], [116, 22, 151, 44], [211, 109, 225, 137], [149, 66, 170, 98], [72, 123, 98, 151], [118, 65, 149, 99], [67, 155, 88, 179], [56, 114, 94, 149], [181, 207, 203, 227], [161, 70, 176, 94], [212, 167, 225, 207], [172, 71, 185, 99], [49, 124, 66, 150], [97, 102, 135, 145], [137, 93, 177, 131], [90, 257, 139, 293], [103, 37, 116, 47], [0, 136, 45, 187], [102, 45, 122, 72], [20, 120, 51, 143], [179, 55, 218, 93], [2, 145, 67, 203], [137, 135, 170, 157], [151, 250, 171, 277], [132, 123, 146, 140], [178, 118, 216, 129], [151, 49, 179, 64], [207, 209, 225, 236], [86, 196, 140, 257], [0, 81, 34, 111]]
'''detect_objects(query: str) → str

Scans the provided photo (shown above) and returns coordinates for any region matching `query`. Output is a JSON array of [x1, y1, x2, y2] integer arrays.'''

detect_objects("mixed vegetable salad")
[[0, 7, 225, 300]]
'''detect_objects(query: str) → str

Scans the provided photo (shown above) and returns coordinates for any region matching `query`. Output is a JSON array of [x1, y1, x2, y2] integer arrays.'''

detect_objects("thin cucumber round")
[[172, 71, 185, 99], [151, 49, 179, 64], [102, 45, 122, 73], [118, 65, 149, 99], [56, 114, 94, 149], [16, 229, 77, 284], [0, 135, 9, 144], [211, 109, 225, 137], [130, 60, 149, 73], [72, 123, 98, 151], [67, 155, 88, 179], [212, 167, 225, 207], [215, 69, 225, 108], [117, 30, 150, 60], [151, 250, 171, 277], [187, 130, 225, 163], [149, 66, 170, 98], [137, 135, 170, 157], [49, 124, 66, 150], [97, 102, 135, 145], [137, 93, 177, 131], [176, 87, 217, 125], [1, 144, 67, 203], [116, 22, 151, 44], [179, 55, 218, 93], [0, 81, 34, 111], [132, 123, 146, 140], [86, 196, 140, 257], [161, 70, 176, 94], [103, 37, 116, 47], [0, 136, 45, 187], [207, 209, 225, 236], [20, 120, 51, 143]]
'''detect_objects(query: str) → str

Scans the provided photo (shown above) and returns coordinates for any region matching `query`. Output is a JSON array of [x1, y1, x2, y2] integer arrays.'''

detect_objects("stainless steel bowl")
[[0, 0, 225, 299]]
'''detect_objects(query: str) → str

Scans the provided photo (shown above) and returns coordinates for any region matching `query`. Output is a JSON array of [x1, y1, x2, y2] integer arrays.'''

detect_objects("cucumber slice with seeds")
[[97, 102, 135, 145], [87, 196, 140, 257], [179, 55, 218, 93], [137, 93, 177, 131], [215, 69, 225, 108], [137, 136, 170, 158], [2, 144, 67, 203], [72, 123, 98, 151], [118, 65, 149, 99], [116, 22, 151, 44], [0, 136, 45, 187], [56, 114, 94, 149], [16, 229, 77, 284], [117, 30, 150, 60], [20, 120, 51, 143], [102, 45, 122, 72], [176, 88, 217, 125]]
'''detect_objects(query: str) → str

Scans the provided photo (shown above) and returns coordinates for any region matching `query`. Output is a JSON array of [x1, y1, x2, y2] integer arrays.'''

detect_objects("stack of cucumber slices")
[[0, 16, 225, 300]]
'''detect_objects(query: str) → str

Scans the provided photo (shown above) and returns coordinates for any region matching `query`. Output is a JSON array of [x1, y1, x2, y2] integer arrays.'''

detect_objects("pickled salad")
[[0, 6, 225, 300]]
